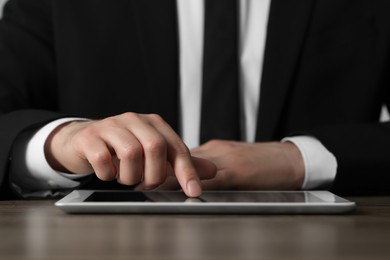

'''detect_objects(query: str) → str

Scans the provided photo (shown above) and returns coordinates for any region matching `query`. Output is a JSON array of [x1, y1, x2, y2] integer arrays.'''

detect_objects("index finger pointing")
[[147, 114, 202, 197], [170, 151, 202, 197]]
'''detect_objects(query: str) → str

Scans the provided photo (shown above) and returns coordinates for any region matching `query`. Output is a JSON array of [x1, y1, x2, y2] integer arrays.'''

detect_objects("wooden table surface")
[[1, 196, 390, 260]]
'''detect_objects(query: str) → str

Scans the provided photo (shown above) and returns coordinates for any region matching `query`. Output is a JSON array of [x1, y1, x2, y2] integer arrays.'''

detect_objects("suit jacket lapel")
[[256, 0, 316, 141], [131, 0, 179, 130]]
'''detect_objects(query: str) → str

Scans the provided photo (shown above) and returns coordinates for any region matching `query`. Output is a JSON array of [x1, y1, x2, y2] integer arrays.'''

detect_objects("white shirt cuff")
[[25, 117, 90, 189], [282, 136, 337, 190]]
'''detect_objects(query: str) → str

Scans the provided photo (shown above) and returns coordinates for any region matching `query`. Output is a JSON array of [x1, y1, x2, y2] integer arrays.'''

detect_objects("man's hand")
[[156, 140, 305, 191], [192, 140, 305, 190], [44, 112, 216, 197]]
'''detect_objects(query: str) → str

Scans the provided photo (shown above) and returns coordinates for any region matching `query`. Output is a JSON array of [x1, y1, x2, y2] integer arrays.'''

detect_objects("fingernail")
[[187, 179, 202, 197]]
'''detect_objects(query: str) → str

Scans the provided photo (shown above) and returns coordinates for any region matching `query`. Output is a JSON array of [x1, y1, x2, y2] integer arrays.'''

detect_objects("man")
[[0, 0, 389, 199]]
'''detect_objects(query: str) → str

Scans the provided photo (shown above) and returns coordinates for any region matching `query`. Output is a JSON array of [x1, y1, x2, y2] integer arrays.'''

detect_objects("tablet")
[[55, 190, 356, 214]]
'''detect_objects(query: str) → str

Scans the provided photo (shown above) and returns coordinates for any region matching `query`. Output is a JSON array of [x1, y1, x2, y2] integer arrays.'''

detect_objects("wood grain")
[[1, 197, 390, 260]]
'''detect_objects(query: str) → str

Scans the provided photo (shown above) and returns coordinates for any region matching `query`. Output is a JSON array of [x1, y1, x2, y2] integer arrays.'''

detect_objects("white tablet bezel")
[[55, 190, 356, 214]]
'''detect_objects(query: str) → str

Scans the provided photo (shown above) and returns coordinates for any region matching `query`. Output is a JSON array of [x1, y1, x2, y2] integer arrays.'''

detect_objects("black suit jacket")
[[1, 0, 390, 197]]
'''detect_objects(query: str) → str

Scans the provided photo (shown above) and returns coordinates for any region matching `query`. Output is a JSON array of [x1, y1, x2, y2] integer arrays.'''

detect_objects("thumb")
[[191, 156, 217, 180]]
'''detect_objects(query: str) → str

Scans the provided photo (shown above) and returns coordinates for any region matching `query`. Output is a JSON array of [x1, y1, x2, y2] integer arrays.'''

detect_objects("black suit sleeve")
[[308, 1, 390, 196], [0, 0, 64, 198], [308, 122, 390, 196]]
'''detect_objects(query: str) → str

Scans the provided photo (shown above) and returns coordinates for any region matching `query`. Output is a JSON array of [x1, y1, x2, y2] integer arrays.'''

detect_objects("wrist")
[[282, 136, 337, 189], [280, 141, 305, 189], [44, 120, 90, 173], [44, 121, 73, 172]]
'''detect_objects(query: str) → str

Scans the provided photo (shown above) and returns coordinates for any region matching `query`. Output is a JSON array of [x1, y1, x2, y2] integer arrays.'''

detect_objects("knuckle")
[[148, 113, 171, 128], [120, 143, 143, 160], [143, 137, 166, 155], [181, 165, 197, 177], [100, 117, 119, 128], [76, 126, 97, 140], [147, 113, 164, 122], [174, 141, 190, 156], [89, 151, 112, 166], [206, 139, 223, 146], [122, 112, 141, 121]]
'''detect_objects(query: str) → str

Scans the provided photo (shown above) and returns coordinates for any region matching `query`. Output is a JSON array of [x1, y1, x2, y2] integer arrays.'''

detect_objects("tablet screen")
[[84, 191, 324, 203], [55, 190, 356, 214]]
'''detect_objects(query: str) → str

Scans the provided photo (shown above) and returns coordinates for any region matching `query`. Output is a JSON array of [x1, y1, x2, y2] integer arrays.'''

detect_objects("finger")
[[148, 114, 201, 197], [199, 173, 229, 190], [156, 173, 227, 191], [135, 163, 174, 190], [191, 157, 217, 180], [125, 114, 168, 189], [154, 176, 181, 191], [154, 157, 217, 190], [156, 175, 224, 191], [100, 128, 143, 186], [81, 138, 117, 181], [169, 152, 201, 197], [192, 157, 219, 190]]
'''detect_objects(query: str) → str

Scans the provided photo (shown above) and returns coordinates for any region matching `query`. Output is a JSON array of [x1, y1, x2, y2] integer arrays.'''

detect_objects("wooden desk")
[[1, 197, 390, 260]]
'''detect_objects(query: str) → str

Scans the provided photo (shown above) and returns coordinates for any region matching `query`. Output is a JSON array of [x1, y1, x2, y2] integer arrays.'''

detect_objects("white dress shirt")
[[10, 0, 337, 196]]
